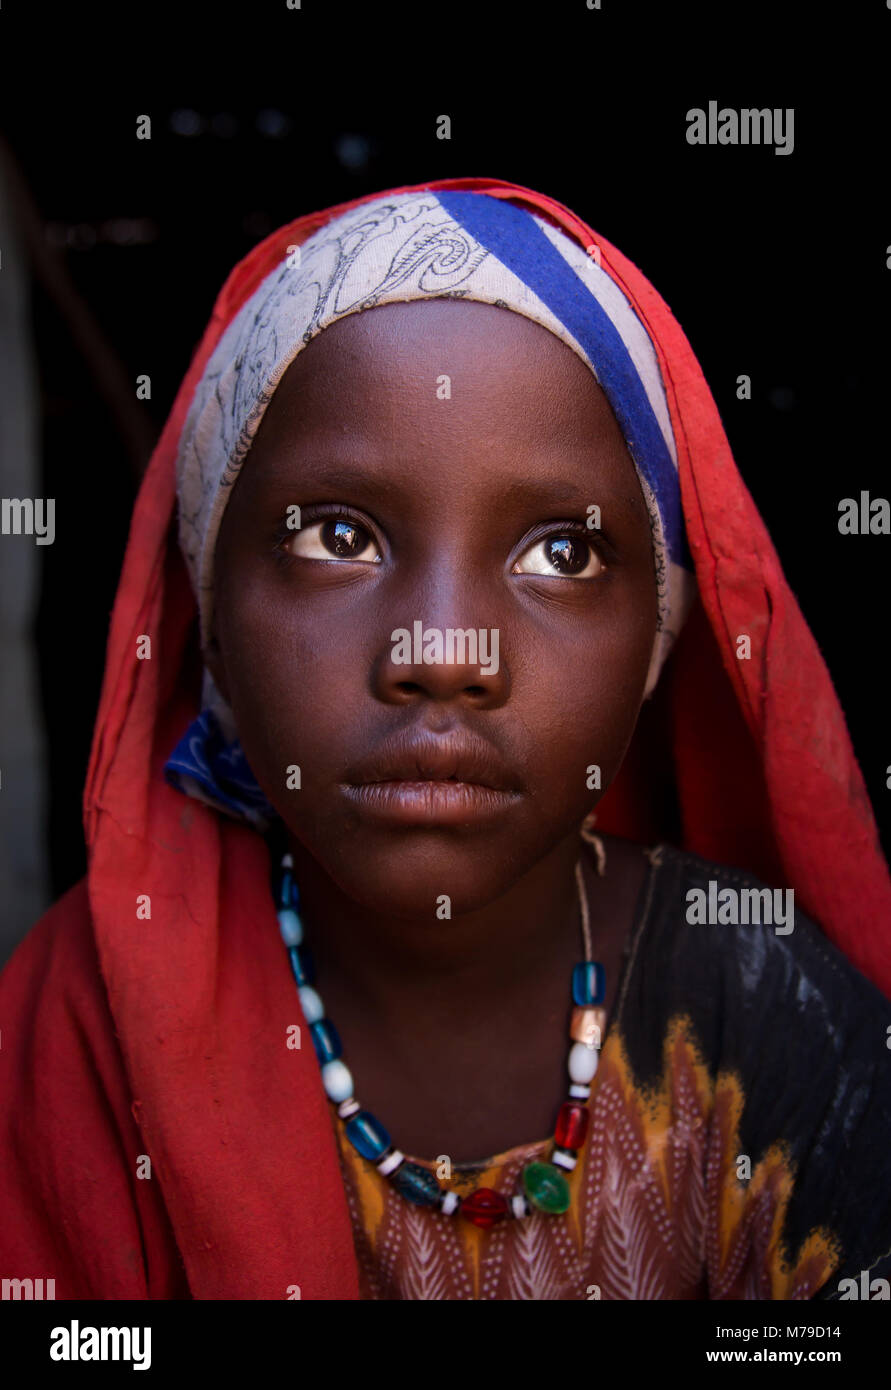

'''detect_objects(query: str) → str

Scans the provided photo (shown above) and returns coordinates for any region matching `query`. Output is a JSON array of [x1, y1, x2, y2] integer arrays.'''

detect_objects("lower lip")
[[341, 780, 522, 827]]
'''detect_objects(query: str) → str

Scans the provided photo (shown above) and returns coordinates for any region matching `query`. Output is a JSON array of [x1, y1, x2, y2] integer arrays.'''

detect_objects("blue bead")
[[278, 869, 300, 912], [309, 1019, 342, 1065], [572, 961, 605, 1006], [345, 1110, 391, 1161], [391, 1162, 442, 1206], [288, 945, 314, 987]]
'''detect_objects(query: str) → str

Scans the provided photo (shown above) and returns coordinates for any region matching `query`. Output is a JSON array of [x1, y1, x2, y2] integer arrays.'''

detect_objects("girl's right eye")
[[285, 517, 382, 564]]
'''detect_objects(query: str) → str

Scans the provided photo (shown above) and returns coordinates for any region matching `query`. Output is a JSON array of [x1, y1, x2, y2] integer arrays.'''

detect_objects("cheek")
[[517, 594, 655, 805], [213, 572, 370, 796]]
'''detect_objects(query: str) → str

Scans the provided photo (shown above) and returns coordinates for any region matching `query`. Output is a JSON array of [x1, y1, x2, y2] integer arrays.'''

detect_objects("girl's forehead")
[[233, 306, 645, 527], [238, 300, 638, 503], [269, 299, 608, 414], [317, 297, 586, 358]]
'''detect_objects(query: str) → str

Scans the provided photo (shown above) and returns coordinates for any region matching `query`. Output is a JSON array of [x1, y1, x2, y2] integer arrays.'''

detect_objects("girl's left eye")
[[285, 517, 381, 564], [511, 533, 604, 579]]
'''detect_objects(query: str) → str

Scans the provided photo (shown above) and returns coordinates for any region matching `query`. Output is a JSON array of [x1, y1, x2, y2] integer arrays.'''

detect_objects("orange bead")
[[570, 1006, 605, 1048]]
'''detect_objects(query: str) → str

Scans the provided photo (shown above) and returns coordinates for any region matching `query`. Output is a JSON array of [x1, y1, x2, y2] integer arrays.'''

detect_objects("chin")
[[309, 829, 543, 920]]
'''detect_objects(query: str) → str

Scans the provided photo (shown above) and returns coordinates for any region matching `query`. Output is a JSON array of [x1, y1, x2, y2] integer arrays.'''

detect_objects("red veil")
[[2, 177, 888, 1299]]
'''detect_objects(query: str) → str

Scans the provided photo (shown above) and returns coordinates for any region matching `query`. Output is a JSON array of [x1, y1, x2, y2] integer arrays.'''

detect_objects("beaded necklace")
[[272, 840, 605, 1230]]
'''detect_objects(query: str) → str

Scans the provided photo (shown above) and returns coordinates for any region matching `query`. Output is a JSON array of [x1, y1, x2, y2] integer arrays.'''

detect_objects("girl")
[[2, 177, 890, 1301]]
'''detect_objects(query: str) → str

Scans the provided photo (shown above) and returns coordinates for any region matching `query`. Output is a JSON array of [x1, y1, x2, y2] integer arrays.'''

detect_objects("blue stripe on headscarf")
[[437, 191, 690, 571]]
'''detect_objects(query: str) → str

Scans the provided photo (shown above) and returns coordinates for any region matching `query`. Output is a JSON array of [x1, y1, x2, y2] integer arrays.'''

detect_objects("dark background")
[[1, 1, 889, 910]]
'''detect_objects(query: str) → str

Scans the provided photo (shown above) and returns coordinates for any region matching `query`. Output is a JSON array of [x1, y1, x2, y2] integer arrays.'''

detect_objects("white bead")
[[337, 1098, 360, 1119], [511, 1194, 531, 1219], [440, 1190, 459, 1215], [376, 1149, 405, 1177], [569, 1083, 591, 1100], [298, 985, 324, 1024], [321, 1059, 354, 1102], [552, 1148, 577, 1171], [568, 1041, 599, 1083], [277, 908, 303, 946], [281, 853, 294, 869]]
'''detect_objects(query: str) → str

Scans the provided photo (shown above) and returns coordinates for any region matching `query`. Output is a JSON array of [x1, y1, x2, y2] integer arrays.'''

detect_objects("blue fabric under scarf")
[[165, 708, 278, 829]]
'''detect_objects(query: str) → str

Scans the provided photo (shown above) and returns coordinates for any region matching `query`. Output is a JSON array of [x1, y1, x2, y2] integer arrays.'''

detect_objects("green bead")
[[522, 1161, 571, 1214]]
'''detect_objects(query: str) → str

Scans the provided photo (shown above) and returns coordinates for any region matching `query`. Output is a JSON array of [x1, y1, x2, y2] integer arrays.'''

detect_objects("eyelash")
[[273, 508, 611, 570], [272, 503, 375, 565], [523, 519, 611, 562]]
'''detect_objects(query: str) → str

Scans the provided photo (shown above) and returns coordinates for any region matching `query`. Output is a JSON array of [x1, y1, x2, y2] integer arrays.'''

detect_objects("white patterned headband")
[[176, 190, 697, 716]]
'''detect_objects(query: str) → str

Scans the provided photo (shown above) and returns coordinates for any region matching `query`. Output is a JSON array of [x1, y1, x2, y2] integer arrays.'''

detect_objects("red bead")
[[460, 1187, 509, 1229], [555, 1101, 589, 1150]]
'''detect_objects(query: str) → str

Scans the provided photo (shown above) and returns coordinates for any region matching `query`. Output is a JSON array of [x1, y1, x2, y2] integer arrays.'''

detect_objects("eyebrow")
[[503, 476, 644, 513], [260, 456, 641, 514], [259, 456, 406, 502]]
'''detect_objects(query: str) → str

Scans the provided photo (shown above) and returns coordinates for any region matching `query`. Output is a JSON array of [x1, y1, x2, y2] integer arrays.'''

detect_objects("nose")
[[372, 617, 510, 709]]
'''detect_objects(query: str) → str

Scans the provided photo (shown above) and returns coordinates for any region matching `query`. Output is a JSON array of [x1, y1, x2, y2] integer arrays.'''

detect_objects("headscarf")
[[68, 176, 890, 1298], [166, 190, 697, 827]]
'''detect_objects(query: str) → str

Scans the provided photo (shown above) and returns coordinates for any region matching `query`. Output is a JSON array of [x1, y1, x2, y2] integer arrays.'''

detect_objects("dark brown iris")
[[546, 536, 589, 575], [321, 519, 370, 557]]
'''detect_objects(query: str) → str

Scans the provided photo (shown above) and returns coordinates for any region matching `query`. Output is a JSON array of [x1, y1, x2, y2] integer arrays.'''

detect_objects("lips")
[[341, 729, 524, 827], [343, 728, 522, 793]]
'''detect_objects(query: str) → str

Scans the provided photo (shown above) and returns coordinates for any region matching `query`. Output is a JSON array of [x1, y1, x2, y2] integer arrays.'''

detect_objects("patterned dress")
[[330, 844, 891, 1300]]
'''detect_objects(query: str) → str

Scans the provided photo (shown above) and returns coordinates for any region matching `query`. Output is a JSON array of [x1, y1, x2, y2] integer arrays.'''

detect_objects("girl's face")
[[207, 300, 657, 915]]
